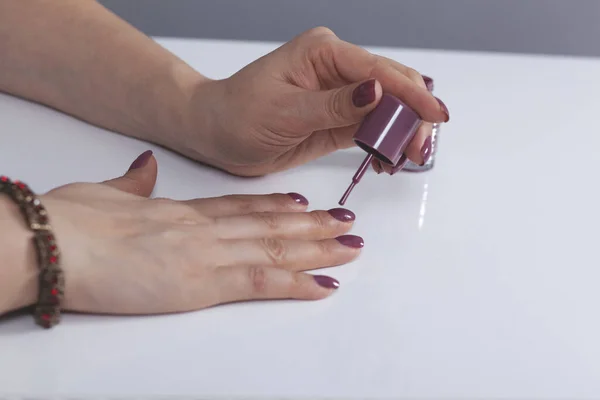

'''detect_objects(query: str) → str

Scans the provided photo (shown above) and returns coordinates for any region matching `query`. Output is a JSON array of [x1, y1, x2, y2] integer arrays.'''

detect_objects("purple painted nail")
[[313, 275, 340, 289], [422, 75, 434, 92], [372, 159, 383, 174], [390, 154, 408, 175], [336, 234, 364, 249], [352, 79, 377, 108], [328, 208, 356, 223], [287, 192, 309, 206], [436, 97, 450, 122], [420, 136, 432, 166], [128, 150, 153, 170]]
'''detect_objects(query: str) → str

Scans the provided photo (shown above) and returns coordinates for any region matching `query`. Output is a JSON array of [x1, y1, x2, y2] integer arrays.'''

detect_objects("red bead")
[[17, 182, 25, 189], [41, 314, 50, 321], [0, 176, 7, 182], [49, 256, 57, 264], [50, 245, 57, 252], [51, 288, 58, 296], [47, 235, 53, 242]]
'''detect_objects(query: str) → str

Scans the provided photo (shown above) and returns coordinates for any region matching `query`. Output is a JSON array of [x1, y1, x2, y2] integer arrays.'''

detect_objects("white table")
[[1, 37, 599, 400]]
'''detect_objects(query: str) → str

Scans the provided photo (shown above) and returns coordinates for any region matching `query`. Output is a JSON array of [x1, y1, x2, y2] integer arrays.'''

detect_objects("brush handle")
[[338, 153, 373, 206]]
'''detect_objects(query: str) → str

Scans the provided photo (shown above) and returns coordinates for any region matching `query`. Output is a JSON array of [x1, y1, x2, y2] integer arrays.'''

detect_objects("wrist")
[[173, 78, 229, 169], [0, 196, 38, 314], [146, 62, 216, 155]]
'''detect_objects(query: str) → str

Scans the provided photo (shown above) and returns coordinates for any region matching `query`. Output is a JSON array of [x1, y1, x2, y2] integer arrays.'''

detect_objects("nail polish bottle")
[[339, 94, 421, 205], [402, 75, 440, 172]]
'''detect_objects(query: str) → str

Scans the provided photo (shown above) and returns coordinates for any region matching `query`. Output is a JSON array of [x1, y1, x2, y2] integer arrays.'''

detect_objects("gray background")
[[99, 0, 600, 58]]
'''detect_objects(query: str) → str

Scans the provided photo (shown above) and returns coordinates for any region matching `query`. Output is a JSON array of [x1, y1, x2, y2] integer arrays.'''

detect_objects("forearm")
[[0, 0, 208, 146], [0, 197, 37, 316]]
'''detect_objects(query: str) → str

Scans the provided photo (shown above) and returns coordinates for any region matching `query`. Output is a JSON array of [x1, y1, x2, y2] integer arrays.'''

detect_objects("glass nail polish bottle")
[[402, 75, 440, 172]]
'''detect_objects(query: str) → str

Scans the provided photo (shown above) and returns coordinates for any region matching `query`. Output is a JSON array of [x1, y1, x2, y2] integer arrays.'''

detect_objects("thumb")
[[103, 150, 158, 197], [301, 78, 382, 130]]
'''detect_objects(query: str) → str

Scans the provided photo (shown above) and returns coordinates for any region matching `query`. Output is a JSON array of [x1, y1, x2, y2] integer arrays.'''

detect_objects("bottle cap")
[[353, 94, 421, 166], [338, 94, 422, 205]]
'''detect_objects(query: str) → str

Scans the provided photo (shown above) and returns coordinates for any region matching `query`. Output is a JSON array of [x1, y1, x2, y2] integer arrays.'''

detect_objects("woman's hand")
[[184, 27, 450, 176], [34, 151, 362, 315]]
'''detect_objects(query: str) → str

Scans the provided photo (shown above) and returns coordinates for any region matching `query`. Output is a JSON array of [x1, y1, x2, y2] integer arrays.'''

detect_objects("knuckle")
[[260, 238, 288, 265], [222, 195, 256, 213], [405, 67, 423, 84], [363, 54, 382, 79], [252, 212, 281, 231], [325, 90, 347, 123], [316, 239, 332, 257], [235, 198, 255, 214], [310, 29, 338, 55], [307, 26, 336, 39], [248, 265, 268, 294], [308, 211, 329, 231]]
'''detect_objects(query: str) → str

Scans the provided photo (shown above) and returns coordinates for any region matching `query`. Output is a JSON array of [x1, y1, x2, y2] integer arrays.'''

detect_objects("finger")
[[403, 122, 433, 166], [371, 158, 384, 174], [214, 208, 355, 240], [248, 126, 357, 171], [103, 150, 157, 197], [185, 193, 309, 217], [220, 235, 364, 271], [276, 125, 359, 166], [295, 118, 432, 172], [215, 266, 340, 303], [298, 78, 383, 131], [327, 40, 449, 123], [378, 55, 426, 87]]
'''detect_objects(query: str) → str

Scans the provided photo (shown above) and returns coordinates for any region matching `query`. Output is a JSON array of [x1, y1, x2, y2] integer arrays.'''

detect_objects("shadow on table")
[[0, 309, 38, 335]]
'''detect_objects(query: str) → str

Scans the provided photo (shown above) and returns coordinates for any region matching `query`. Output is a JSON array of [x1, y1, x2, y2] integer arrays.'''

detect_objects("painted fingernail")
[[373, 160, 383, 174], [336, 234, 364, 249], [420, 136, 432, 166], [313, 275, 340, 289], [436, 97, 450, 122], [390, 154, 408, 175], [287, 192, 309, 205], [352, 79, 377, 108], [328, 208, 356, 223], [128, 150, 153, 170]]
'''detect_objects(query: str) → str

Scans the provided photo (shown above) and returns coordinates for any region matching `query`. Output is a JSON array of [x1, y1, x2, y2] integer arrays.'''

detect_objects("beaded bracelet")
[[0, 176, 64, 328]]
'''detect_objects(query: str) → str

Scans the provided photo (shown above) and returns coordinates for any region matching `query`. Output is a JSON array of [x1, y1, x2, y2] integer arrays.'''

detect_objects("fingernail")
[[373, 160, 383, 174], [352, 79, 377, 108], [287, 192, 309, 205], [336, 234, 364, 249], [435, 97, 450, 122], [328, 208, 355, 223], [422, 75, 434, 92], [128, 150, 153, 170], [390, 154, 408, 175], [420, 136, 433, 166], [313, 275, 340, 289]]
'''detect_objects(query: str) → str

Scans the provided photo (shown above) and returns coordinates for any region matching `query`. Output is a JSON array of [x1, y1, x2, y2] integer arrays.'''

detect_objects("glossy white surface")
[[1, 37, 600, 399]]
